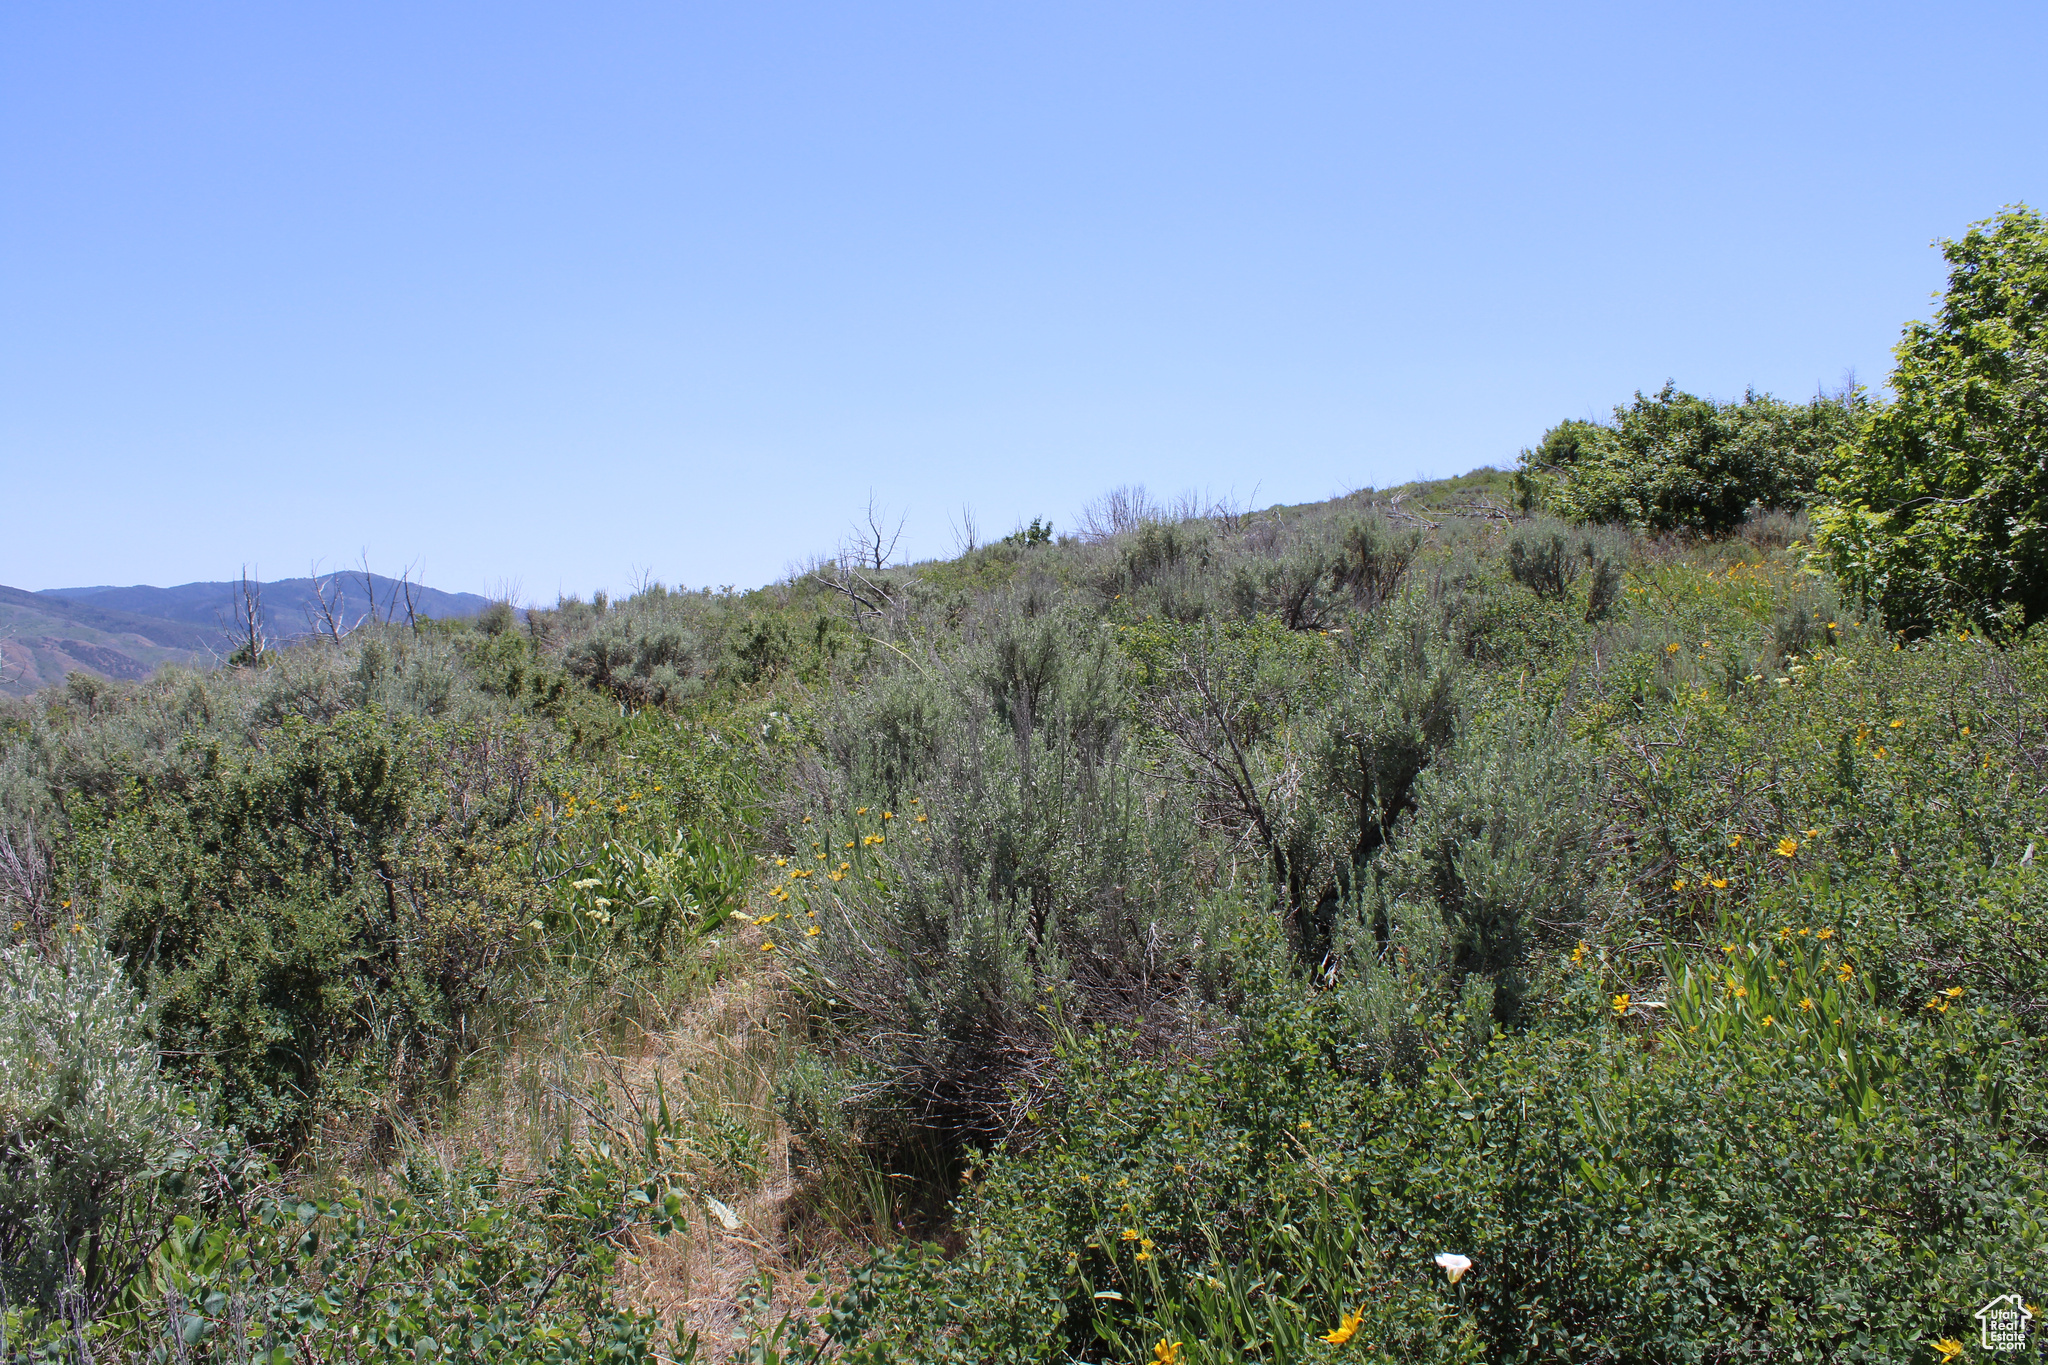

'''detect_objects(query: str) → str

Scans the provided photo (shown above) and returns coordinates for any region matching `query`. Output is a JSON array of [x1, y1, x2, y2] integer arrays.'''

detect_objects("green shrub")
[[774, 598, 1200, 1157], [1813, 204, 2048, 632], [854, 900, 2043, 1362], [1520, 383, 1863, 533], [0, 936, 206, 1318], [76, 706, 544, 1150], [1364, 713, 1607, 1024]]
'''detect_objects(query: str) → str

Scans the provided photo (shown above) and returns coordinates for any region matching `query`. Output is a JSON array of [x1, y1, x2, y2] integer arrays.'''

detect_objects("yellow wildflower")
[[1611, 993, 1630, 1015], [1836, 962, 1854, 982], [753, 913, 779, 926], [760, 942, 776, 952], [857, 807, 868, 815], [1889, 718, 1904, 729], [1759, 1014, 1774, 1027], [1121, 1228, 1140, 1241], [1666, 642, 1681, 654], [1799, 997, 1814, 1011], [1322, 1308, 1365, 1346], [1932, 1338, 1964, 1362], [1672, 879, 1688, 891], [1153, 1341, 1183, 1365], [1816, 927, 1834, 940], [1945, 985, 1964, 998], [1776, 837, 1799, 857], [882, 811, 894, 820], [1570, 941, 1588, 964], [1710, 877, 1729, 889], [1729, 835, 1743, 849]]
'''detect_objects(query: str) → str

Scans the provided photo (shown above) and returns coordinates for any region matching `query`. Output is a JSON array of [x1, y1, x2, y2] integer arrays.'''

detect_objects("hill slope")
[[2, 575, 495, 696]]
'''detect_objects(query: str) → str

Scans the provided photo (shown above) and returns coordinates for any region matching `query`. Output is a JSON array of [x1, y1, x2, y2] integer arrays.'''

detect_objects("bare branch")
[[357, 551, 384, 628], [1078, 484, 1160, 542], [216, 565, 270, 666], [306, 561, 353, 644], [950, 503, 980, 554], [845, 492, 906, 571], [399, 561, 422, 634]]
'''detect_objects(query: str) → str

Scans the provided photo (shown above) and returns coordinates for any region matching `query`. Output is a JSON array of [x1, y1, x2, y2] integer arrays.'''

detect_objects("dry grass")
[[408, 923, 887, 1361]]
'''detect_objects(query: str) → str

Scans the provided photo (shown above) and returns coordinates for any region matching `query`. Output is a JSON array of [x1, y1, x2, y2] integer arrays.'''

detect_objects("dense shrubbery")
[[1518, 383, 1863, 533], [4, 232, 2046, 1354], [1814, 204, 2048, 633]]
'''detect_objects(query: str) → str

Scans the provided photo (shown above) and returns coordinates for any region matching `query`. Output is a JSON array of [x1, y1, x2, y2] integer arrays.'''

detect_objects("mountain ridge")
[[2, 574, 496, 696]]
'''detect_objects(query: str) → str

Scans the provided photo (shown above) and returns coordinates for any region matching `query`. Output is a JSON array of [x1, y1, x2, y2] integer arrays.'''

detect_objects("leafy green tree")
[[1520, 383, 1861, 532], [1813, 205, 2048, 631]]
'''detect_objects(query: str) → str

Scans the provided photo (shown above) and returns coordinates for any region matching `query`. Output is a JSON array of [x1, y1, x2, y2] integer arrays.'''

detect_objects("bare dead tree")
[[810, 551, 898, 622], [355, 550, 406, 627], [1210, 484, 1259, 534], [1381, 492, 1442, 530], [846, 493, 906, 571], [1077, 484, 1160, 542], [950, 503, 980, 554], [222, 565, 270, 665], [307, 561, 354, 643], [399, 565, 422, 634]]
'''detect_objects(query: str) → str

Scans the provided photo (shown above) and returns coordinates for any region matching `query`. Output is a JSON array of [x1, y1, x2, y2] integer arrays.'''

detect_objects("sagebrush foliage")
[[4, 406, 2045, 1359]]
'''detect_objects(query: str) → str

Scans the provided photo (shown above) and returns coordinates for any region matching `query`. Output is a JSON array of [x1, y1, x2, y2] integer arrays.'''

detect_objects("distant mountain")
[[1, 575, 497, 697], [44, 576, 495, 632]]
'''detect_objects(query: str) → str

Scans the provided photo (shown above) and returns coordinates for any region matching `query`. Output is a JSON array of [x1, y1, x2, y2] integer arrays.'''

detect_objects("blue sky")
[[4, 1, 2043, 600]]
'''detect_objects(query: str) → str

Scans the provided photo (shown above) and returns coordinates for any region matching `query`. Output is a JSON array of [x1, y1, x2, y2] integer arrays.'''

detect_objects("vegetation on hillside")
[[2, 208, 2043, 1363]]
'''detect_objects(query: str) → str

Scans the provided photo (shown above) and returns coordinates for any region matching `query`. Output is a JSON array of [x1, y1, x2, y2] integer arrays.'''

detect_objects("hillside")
[[2, 459, 2041, 1358], [0, 584, 218, 694], [1, 208, 2044, 1360], [0, 574, 496, 696]]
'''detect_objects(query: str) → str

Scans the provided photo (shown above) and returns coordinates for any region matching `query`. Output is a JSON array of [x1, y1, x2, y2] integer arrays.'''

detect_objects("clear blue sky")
[[4, 2, 2043, 600]]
